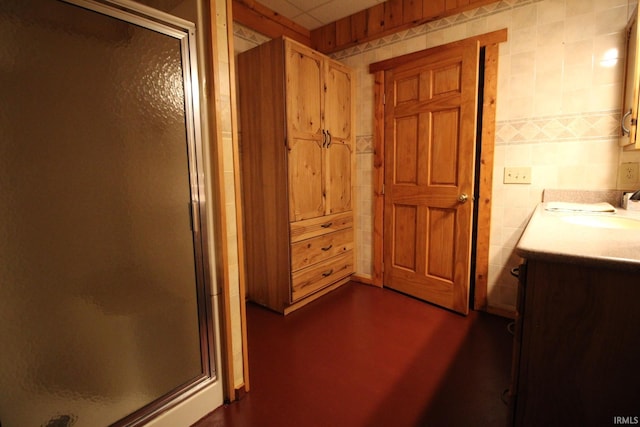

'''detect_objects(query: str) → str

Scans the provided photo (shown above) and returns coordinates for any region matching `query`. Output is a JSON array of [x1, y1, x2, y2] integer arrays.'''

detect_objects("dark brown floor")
[[194, 282, 513, 427]]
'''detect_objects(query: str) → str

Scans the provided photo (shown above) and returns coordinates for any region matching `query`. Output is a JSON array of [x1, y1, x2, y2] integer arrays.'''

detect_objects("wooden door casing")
[[383, 40, 479, 315]]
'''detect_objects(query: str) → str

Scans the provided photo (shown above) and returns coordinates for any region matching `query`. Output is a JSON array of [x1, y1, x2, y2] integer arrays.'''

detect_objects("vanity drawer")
[[290, 228, 353, 271], [290, 211, 352, 243], [291, 251, 353, 302]]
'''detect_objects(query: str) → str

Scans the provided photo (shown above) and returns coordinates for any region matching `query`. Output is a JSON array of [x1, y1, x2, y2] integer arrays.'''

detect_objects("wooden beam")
[[232, 0, 311, 46]]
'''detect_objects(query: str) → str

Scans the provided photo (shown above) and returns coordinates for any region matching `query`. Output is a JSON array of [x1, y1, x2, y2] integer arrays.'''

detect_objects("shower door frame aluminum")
[[60, 0, 218, 425]]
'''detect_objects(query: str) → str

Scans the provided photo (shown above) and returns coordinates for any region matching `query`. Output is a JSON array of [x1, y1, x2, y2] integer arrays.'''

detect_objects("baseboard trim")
[[351, 273, 381, 287]]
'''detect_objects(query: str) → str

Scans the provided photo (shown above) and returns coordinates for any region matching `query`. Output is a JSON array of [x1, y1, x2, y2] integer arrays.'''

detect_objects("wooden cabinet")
[[237, 37, 355, 314], [509, 259, 640, 426], [620, 5, 640, 150]]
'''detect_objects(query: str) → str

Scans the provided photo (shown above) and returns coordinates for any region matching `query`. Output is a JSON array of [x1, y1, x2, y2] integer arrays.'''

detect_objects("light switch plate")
[[504, 167, 532, 184]]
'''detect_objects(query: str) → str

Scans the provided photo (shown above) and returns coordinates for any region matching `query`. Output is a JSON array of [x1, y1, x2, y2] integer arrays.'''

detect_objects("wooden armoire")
[[237, 37, 355, 314]]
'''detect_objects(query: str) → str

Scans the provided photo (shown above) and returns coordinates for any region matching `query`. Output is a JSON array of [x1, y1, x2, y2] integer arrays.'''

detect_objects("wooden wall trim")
[[206, 0, 235, 402], [232, 0, 311, 46], [373, 70, 385, 288], [312, 0, 499, 54], [226, 0, 251, 394], [473, 41, 499, 312]]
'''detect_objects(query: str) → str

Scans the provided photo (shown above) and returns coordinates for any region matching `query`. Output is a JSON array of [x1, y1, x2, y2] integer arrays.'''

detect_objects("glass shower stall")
[[0, 0, 222, 425]]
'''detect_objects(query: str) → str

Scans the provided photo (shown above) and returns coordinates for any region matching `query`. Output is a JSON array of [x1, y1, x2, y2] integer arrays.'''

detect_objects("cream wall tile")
[[565, 13, 596, 42], [511, 51, 536, 75], [562, 88, 593, 113], [537, 0, 565, 25], [505, 143, 533, 166], [564, 40, 595, 66], [566, 0, 594, 16], [467, 17, 488, 37], [512, 4, 537, 29], [595, 5, 628, 35], [591, 82, 622, 110], [486, 9, 512, 33], [563, 63, 593, 91], [534, 73, 563, 116], [536, 21, 564, 49], [511, 26, 537, 54], [535, 45, 563, 73]]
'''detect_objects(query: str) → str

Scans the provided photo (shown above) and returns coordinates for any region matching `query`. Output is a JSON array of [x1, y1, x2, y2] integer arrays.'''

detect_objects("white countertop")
[[516, 203, 640, 270]]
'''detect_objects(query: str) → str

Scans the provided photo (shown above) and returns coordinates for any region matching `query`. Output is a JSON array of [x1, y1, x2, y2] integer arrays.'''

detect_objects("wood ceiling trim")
[[312, 0, 499, 54]]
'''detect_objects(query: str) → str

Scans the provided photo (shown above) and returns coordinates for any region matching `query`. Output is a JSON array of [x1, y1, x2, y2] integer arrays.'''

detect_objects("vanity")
[[509, 203, 640, 426]]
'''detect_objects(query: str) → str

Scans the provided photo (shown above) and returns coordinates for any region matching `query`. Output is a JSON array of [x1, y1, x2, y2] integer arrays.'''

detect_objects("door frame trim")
[[369, 29, 507, 312]]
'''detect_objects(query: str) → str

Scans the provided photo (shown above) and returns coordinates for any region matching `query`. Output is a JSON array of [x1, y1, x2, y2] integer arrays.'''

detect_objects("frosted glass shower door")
[[0, 1, 216, 426]]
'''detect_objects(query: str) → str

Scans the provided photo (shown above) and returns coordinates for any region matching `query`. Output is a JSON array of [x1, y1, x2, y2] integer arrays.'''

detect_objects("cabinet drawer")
[[291, 251, 353, 302], [290, 211, 352, 243], [291, 228, 353, 271]]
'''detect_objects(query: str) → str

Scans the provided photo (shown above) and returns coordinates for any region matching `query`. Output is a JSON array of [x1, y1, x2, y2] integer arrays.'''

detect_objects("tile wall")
[[233, 0, 635, 312]]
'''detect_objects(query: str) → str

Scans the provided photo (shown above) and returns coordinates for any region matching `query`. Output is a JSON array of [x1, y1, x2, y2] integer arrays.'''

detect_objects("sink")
[[561, 215, 640, 230]]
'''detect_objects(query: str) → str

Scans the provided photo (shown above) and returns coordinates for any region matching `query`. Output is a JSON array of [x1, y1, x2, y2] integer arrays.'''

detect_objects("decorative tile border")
[[233, 23, 270, 46], [495, 110, 621, 145], [332, 0, 543, 60], [356, 135, 374, 154]]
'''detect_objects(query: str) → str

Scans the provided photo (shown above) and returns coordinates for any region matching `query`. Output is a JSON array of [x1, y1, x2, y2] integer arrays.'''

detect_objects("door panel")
[[392, 204, 418, 271], [285, 42, 323, 139], [430, 108, 460, 185], [325, 61, 352, 142], [384, 41, 479, 315], [288, 138, 324, 221], [326, 141, 352, 214]]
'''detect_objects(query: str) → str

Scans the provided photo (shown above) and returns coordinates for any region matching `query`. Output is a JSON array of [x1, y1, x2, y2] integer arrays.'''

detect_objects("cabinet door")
[[324, 60, 353, 215], [288, 138, 324, 221], [324, 60, 352, 142], [326, 141, 352, 214], [285, 41, 323, 141], [285, 40, 325, 221]]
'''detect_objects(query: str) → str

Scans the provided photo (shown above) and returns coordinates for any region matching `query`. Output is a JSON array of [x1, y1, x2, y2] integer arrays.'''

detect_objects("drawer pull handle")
[[322, 269, 333, 277], [321, 244, 333, 251], [320, 222, 333, 228]]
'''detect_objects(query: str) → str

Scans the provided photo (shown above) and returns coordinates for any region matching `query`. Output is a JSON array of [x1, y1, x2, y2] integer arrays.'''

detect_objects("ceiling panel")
[[258, 0, 384, 30]]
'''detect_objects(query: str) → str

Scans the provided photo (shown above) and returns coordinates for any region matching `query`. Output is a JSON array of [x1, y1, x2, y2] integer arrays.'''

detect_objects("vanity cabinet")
[[237, 37, 355, 314], [620, 5, 640, 150], [509, 259, 640, 426]]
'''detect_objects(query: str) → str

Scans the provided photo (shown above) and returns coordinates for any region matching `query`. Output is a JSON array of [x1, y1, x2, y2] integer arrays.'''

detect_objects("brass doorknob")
[[458, 193, 469, 203]]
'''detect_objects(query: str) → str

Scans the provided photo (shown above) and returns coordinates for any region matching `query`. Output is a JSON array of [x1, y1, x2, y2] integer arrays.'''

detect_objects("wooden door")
[[383, 40, 479, 315], [324, 60, 353, 215], [285, 41, 325, 222]]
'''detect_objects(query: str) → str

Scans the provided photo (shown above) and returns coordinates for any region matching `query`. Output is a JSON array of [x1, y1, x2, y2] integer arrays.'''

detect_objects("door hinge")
[[383, 93, 386, 105], [381, 183, 385, 195]]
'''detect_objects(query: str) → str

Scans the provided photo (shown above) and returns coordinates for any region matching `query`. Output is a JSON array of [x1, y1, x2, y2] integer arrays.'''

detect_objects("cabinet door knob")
[[321, 244, 333, 251], [320, 222, 333, 228], [458, 193, 469, 203], [322, 269, 333, 277]]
